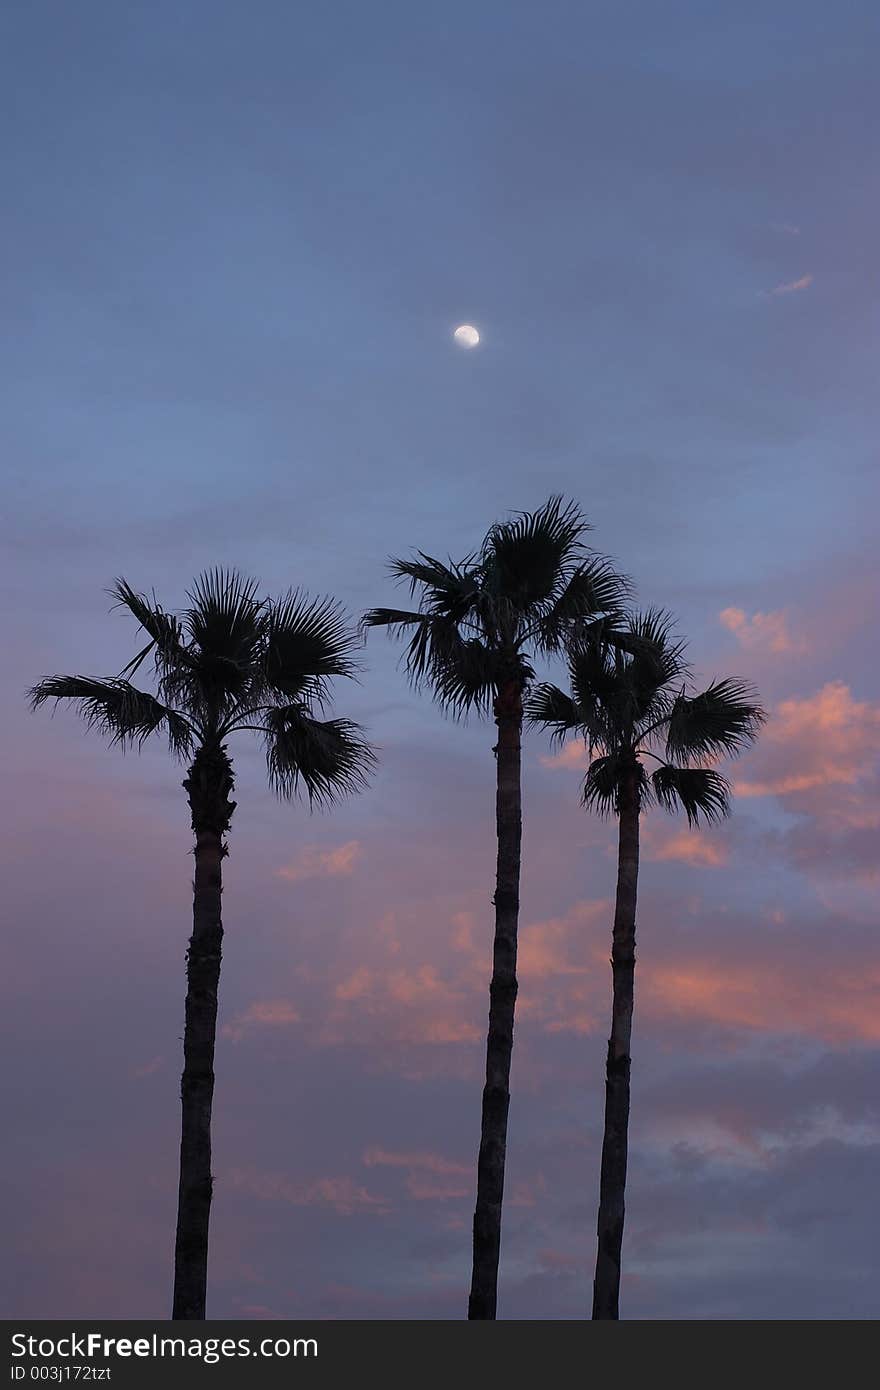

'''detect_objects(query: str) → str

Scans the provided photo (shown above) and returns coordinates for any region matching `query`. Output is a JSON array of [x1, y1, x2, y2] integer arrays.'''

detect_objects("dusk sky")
[[2, 1, 879, 1319]]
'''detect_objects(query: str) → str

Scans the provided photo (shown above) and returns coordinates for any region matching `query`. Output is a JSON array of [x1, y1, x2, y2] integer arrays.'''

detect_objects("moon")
[[453, 324, 480, 348]]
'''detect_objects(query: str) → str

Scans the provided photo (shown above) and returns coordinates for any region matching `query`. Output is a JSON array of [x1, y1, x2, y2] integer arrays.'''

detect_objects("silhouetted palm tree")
[[364, 498, 628, 1318], [528, 610, 764, 1319], [30, 571, 374, 1320]]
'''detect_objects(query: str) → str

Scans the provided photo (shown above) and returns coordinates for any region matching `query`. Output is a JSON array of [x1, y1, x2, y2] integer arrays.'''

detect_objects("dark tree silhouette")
[[528, 610, 764, 1319], [30, 571, 374, 1319], [364, 499, 629, 1318]]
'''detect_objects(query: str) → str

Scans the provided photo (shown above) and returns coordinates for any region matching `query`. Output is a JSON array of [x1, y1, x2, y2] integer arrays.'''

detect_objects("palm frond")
[[263, 590, 360, 703], [525, 682, 583, 744], [264, 704, 375, 807], [378, 609, 455, 684], [628, 609, 687, 671], [166, 569, 265, 711], [651, 763, 731, 826], [361, 606, 427, 636], [582, 753, 647, 816], [666, 678, 766, 762], [28, 675, 194, 756], [567, 633, 615, 699], [432, 639, 513, 717], [110, 578, 190, 678], [616, 609, 688, 724], [482, 496, 591, 610], [537, 560, 629, 651], [389, 554, 481, 621], [364, 603, 500, 715], [184, 568, 263, 658]]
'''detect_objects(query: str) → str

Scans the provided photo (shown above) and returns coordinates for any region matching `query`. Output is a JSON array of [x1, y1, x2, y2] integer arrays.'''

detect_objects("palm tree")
[[363, 498, 628, 1318], [29, 570, 374, 1320], [527, 611, 765, 1319]]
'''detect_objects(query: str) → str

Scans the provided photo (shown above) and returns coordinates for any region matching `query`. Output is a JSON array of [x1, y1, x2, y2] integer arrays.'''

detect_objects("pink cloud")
[[334, 966, 373, 1002], [328, 964, 481, 1047], [362, 1148, 471, 1202], [540, 740, 588, 771], [768, 273, 813, 295], [516, 901, 609, 1037], [649, 830, 727, 868], [538, 1249, 579, 1271], [276, 840, 363, 882], [508, 1174, 548, 1208], [130, 1055, 164, 1079], [226, 1168, 390, 1216], [719, 606, 806, 656], [735, 682, 880, 800], [644, 957, 880, 1045], [403, 1175, 471, 1201], [518, 901, 607, 981], [222, 999, 301, 1042], [362, 1148, 470, 1176]]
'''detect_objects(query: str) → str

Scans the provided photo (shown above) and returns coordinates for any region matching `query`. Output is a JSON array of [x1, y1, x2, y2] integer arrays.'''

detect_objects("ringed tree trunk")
[[592, 760, 640, 1320], [468, 678, 523, 1320], [172, 743, 236, 1320]]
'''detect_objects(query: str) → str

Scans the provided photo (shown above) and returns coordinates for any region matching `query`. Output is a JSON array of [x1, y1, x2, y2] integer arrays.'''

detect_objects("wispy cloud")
[[328, 964, 481, 1046], [363, 1148, 470, 1175], [644, 957, 880, 1045], [276, 840, 363, 882], [227, 1168, 390, 1216], [768, 273, 813, 296], [222, 999, 301, 1041], [363, 1148, 471, 1201], [649, 830, 727, 868], [130, 1055, 164, 1080]]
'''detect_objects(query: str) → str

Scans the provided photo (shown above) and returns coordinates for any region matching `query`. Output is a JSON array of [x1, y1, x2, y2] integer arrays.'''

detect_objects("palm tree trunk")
[[172, 744, 235, 1320], [468, 680, 523, 1320], [592, 762, 640, 1320]]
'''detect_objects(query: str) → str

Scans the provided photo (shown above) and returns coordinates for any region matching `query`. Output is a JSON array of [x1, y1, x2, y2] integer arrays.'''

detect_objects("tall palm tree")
[[29, 570, 374, 1320], [527, 611, 765, 1319], [363, 498, 628, 1318]]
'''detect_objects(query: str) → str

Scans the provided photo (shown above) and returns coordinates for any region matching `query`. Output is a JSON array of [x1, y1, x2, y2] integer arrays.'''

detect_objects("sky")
[[1, 0, 878, 1319]]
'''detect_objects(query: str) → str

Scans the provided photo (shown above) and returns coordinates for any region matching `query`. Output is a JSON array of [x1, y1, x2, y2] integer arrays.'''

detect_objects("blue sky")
[[2, 1, 879, 1318]]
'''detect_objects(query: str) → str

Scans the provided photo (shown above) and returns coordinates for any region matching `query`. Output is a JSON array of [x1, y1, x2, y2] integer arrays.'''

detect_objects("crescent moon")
[[453, 324, 480, 348]]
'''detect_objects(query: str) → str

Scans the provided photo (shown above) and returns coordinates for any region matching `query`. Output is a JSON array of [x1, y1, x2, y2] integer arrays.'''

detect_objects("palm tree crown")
[[30, 569, 374, 803], [528, 609, 765, 821], [363, 496, 629, 712]]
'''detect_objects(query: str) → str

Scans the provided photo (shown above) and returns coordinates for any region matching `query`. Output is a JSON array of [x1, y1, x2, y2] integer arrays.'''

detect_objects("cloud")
[[130, 1056, 164, 1080], [649, 830, 727, 867], [276, 841, 363, 882], [719, 606, 806, 656], [518, 902, 607, 981], [644, 956, 880, 1045], [222, 1000, 301, 1042], [327, 964, 482, 1048], [735, 682, 880, 800], [362, 1149, 472, 1202], [516, 900, 609, 1037], [768, 273, 813, 295], [226, 1168, 390, 1216], [540, 741, 588, 771], [538, 1249, 580, 1271], [362, 1148, 470, 1176]]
